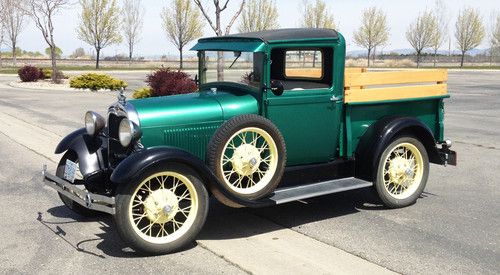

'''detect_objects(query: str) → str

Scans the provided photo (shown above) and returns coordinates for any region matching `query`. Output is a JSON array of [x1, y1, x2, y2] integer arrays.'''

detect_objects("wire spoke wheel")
[[382, 142, 424, 200], [128, 171, 198, 244], [219, 127, 279, 195]]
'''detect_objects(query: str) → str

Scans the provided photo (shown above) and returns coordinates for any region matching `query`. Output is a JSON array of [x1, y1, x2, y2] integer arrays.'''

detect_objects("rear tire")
[[114, 163, 209, 255], [374, 136, 429, 208], [56, 151, 100, 217]]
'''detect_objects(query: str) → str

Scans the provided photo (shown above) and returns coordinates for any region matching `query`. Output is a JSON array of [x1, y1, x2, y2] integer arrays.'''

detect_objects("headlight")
[[84, 111, 105, 136], [119, 118, 141, 147]]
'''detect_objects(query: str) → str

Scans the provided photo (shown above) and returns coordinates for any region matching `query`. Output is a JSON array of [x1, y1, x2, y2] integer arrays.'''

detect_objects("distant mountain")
[[347, 48, 489, 57]]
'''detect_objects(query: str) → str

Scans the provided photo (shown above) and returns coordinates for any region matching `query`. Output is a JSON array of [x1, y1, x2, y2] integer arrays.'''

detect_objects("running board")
[[266, 177, 372, 205]]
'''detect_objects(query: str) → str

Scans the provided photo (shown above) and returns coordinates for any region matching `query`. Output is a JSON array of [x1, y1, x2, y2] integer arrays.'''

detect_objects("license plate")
[[64, 159, 78, 183]]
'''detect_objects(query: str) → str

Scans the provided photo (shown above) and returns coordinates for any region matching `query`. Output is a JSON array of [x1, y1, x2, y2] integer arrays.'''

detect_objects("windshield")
[[200, 51, 264, 89]]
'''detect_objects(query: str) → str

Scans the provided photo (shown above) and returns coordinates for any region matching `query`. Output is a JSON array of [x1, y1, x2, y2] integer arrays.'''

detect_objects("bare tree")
[[455, 7, 485, 68], [238, 0, 278, 33], [490, 13, 500, 66], [430, 0, 448, 66], [0, 26, 4, 68], [3, 0, 27, 67], [353, 7, 389, 67], [194, 0, 246, 80], [0, 3, 5, 68], [301, 0, 335, 29], [27, 0, 68, 82], [77, 0, 122, 69], [406, 10, 437, 68], [122, 0, 144, 63], [162, 0, 204, 69]]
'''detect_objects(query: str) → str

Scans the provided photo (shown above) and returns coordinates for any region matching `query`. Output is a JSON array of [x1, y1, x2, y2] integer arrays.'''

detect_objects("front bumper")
[[42, 165, 116, 215]]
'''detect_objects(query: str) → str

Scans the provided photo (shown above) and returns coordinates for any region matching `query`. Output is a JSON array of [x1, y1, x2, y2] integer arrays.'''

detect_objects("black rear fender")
[[355, 116, 441, 181]]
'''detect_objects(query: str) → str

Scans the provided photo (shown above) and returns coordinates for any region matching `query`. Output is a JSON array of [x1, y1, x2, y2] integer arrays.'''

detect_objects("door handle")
[[330, 95, 341, 102]]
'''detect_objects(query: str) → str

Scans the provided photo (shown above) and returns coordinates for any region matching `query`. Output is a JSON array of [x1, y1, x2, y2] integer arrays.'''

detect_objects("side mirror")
[[270, 80, 284, 96]]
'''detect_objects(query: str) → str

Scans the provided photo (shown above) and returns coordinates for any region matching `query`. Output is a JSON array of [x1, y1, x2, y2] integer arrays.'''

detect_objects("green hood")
[[130, 91, 259, 129]]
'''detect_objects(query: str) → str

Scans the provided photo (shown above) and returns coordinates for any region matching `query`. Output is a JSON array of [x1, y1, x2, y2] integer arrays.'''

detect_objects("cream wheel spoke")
[[220, 127, 279, 195], [382, 142, 424, 199], [128, 171, 197, 244]]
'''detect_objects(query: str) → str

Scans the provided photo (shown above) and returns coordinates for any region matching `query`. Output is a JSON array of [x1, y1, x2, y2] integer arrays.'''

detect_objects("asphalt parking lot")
[[0, 71, 499, 274]]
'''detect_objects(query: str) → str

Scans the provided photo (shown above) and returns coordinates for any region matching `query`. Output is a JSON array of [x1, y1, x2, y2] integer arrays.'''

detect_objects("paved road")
[[0, 71, 499, 274]]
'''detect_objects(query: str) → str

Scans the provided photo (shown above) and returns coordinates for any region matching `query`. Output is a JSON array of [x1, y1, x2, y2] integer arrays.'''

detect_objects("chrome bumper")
[[42, 165, 116, 215]]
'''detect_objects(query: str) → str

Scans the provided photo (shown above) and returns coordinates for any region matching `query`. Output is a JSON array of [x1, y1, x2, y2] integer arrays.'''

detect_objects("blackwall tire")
[[207, 114, 287, 201], [114, 163, 209, 255], [374, 136, 429, 208]]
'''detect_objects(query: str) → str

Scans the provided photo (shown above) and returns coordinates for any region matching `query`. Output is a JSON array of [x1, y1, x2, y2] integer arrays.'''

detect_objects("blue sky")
[[16, 0, 500, 57]]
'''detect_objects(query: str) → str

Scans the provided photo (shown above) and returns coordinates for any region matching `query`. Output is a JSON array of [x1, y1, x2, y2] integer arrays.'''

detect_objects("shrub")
[[133, 87, 153, 99], [40, 68, 68, 80], [40, 68, 52, 79], [146, 68, 197, 97], [18, 65, 42, 82], [70, 73, 128, 91]]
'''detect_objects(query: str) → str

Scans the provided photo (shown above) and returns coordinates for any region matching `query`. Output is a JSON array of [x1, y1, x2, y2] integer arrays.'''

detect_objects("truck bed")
[[341, 68, 449, 157]]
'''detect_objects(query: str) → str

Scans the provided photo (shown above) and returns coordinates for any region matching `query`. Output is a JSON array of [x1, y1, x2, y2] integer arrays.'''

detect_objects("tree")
[[3, 0, 27, 67], [300, 0, 335, 67], [430, 0, 448, 67], [0, 6, 5, 68], [45, 46, 62, 59], [490, 13, 500, 65], [27, 0, 68, 82], [455, 7, 485, 68], [194, 0, 246, 80], [122, 0, 144, 62], [70, 47, 86, 58], [406, 10, 437, 68], [301, 0, 335, 29], [162, 0, 204, 69], [77, 0, 122, 69], [238, 0, 278, 33], [353, 7, 389, 67]]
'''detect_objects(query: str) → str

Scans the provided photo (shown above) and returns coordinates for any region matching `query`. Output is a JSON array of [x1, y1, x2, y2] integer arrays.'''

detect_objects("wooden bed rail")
[[344, 69, 448, 103]]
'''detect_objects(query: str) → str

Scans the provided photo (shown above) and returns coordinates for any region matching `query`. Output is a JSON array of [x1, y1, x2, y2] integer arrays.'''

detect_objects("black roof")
[[201, 28, 339, 43]]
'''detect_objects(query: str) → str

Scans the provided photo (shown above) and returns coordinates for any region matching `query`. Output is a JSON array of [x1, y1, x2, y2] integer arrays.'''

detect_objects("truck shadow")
[[40, 187, 423, 258], [199, 187, 384, 241]]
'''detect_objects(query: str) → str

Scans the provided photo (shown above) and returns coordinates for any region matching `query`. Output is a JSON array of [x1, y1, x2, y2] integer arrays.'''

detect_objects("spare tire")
[[207, 114, 286, 201]]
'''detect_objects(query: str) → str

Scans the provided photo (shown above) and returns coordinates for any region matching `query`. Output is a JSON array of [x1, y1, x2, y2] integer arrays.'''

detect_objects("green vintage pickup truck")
[[43, 28, 456, 254]]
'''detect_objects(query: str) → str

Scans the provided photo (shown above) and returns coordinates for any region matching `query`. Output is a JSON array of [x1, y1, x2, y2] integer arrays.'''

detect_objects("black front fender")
[[55, 128, 107, 178], [55, 128, 87, 154], [110, 146, 267, 208], [110, 146, 212, 184]]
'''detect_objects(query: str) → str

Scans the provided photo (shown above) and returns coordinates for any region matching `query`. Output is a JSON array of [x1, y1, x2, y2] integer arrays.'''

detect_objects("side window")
[[285, 50, 323, 79], [270, 48, 333, 91]]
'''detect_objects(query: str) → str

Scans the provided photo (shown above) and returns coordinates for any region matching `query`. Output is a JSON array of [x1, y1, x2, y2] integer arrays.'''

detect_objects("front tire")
[[114, 163, 209, 255], [374, 136, 429, 208]]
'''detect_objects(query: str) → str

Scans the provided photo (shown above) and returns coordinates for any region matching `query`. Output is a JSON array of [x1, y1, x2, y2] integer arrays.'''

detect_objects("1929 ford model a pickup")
[[42, 28, 456, 254]]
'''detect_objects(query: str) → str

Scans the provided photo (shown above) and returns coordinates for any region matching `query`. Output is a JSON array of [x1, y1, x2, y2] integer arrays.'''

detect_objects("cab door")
[[264, 47, 342, 166]]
